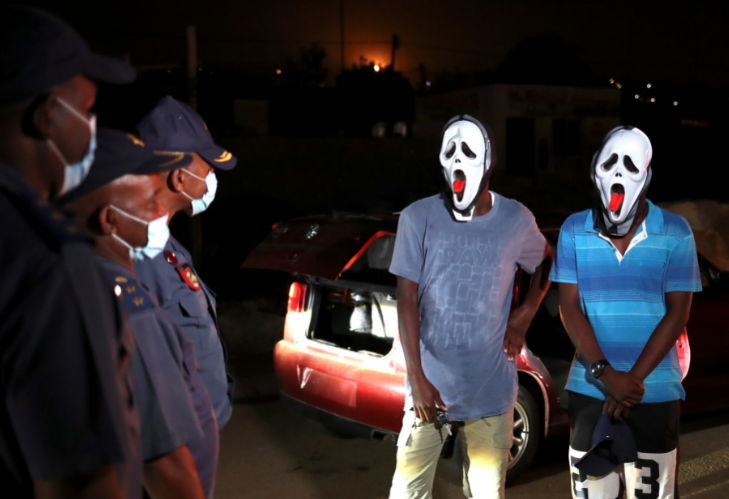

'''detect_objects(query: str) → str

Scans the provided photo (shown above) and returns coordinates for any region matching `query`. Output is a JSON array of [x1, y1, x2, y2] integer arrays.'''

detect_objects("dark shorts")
[[567, 393, 681, 499], [569, 392, 680, 454]]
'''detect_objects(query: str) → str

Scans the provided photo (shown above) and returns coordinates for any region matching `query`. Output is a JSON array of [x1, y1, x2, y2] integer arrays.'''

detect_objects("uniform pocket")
[[177, 294, 218, 355], [178, 294, 207, 318]]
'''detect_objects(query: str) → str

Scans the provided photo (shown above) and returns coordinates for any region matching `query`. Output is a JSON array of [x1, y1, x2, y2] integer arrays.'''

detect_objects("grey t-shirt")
[[390, 192, 546, 420]]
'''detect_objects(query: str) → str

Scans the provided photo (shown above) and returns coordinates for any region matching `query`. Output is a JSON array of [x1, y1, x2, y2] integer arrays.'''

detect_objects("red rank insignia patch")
[[165, 251, 178, 264], [176, 263, 201, 291]]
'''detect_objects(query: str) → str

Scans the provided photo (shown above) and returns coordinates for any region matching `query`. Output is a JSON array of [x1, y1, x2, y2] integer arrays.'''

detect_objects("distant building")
[[414, 84, 621, 208]]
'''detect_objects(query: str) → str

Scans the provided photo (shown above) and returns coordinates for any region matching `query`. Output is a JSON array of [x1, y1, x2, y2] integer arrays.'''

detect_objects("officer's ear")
[[98, 205, 119, 236], [167, 168, 185, 194], [20, 91, 55, 139]]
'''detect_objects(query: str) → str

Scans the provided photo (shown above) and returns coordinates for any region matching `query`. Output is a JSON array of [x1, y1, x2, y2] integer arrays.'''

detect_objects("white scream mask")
[[439, 117, 492, 222], [592, 127, 652, 236]]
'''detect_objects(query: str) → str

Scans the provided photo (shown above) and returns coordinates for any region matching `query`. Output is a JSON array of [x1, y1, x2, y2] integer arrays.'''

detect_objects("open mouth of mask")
[[453, 170, 466, 201], [609, 183, 625, 216]]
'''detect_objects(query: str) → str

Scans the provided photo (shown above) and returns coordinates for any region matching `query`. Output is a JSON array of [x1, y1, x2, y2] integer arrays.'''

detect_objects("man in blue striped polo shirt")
[[550, 126, 701, 499]]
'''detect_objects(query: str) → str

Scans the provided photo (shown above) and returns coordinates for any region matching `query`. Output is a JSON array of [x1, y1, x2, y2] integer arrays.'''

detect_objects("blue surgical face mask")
[[47, 97, 97, 196], [181, 168, 217, 215], [109, 205, 170, 261]]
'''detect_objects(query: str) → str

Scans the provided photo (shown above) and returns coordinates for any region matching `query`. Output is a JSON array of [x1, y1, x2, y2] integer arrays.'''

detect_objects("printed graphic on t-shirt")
[[425, 231, 504, 349]]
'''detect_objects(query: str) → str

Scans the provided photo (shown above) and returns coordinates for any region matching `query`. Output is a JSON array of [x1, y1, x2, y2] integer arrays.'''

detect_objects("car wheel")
[[506, 385, 541, 482]]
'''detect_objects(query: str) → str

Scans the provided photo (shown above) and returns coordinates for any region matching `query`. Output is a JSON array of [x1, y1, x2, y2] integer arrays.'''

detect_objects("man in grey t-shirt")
[[388, 116, 553, 499]]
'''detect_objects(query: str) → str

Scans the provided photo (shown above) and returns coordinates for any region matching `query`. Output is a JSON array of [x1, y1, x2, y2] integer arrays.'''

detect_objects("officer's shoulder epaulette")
[[1, 185, 90, 248], [112, 275, 156, 313]]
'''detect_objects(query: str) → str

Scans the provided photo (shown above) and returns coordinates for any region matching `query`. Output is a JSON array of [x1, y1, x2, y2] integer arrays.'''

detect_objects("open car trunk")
[[308, 279, 398, 357]]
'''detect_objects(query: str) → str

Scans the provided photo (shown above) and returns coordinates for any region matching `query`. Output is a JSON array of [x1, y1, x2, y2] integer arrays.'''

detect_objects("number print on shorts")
[[570, 454, 589, 499], [634, 458, 659, 499]]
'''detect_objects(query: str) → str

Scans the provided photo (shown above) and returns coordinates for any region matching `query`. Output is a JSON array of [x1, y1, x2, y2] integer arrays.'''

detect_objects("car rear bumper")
[[280, 391, 398, 441]]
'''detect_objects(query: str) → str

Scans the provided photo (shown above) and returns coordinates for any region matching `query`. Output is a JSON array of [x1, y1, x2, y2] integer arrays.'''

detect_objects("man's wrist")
[[628, 366, 647, 382], [407, 369, 427, 384], [599, 364, 616, 382], [590, 358, 611, 379], [510, 302, 538, 326]]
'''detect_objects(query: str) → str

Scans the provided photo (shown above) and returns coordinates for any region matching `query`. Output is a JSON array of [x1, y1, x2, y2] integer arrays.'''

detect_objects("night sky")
[[18, 0, 729, 87]]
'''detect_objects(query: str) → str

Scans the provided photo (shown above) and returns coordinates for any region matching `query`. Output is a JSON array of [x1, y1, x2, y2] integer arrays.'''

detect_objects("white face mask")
[[181, 168, 217, 216], [109, 205, 170, 261], [592, 127, 652, 235], [439, 118, 491, 222], [47, 97, 97, 196]]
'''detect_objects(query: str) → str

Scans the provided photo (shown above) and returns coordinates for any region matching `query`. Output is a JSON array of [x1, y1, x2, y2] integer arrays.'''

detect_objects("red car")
[[243, 212, 729, 481]]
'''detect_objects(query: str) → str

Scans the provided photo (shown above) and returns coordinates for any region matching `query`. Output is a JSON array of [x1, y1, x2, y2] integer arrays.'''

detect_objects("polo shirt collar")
[[584, 199, 663, 235]]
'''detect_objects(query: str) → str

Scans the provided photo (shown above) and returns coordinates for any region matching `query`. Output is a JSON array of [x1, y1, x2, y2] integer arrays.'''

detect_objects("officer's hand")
[[504, 305, 534, 361], [601, 368, 645, 407], [603, 394, 631, 421], [410, 373, 447, 422]]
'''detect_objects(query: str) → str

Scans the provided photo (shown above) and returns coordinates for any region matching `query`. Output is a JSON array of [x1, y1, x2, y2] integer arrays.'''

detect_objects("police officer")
[[135, 96, 237, 429], [62, 129, 219, 499], [0, 6, 140, 499]]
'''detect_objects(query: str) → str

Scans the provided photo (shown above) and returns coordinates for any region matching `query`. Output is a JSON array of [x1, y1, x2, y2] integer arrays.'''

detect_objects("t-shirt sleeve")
[[130, 311, 203, 461], [665, 233, 702, 293], [5, 262, 130, 481], [516, 212, 547, 274], [389, 205, 426, 284], [550, 220, 578, 284]]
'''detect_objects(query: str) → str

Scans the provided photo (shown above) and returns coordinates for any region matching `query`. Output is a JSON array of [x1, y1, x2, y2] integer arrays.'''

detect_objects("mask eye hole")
[[444, 141, 456, 159], [461, 142, 477, 159], [600, 153, 618, 172], [623, 155, 640, 173]]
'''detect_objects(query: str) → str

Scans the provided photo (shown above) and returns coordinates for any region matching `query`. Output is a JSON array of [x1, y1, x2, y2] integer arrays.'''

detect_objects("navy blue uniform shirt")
[[135, 235, 233, 428], [0, 164, 141, 498], [102, 258, 219, 498]]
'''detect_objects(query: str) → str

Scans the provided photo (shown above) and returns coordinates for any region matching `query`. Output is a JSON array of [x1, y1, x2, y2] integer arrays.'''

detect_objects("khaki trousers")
[[389, 410, 513, 499]]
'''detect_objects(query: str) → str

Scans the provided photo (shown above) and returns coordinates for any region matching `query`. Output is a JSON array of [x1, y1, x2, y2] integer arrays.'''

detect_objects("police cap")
[[59, 128, 193, 204], [0, 6, 135, 107], [137, 96, 237, 171]]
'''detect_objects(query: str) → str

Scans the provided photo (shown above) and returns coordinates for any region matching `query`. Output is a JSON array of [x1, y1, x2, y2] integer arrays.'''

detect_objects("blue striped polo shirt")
[[550, 200, 701, 402]]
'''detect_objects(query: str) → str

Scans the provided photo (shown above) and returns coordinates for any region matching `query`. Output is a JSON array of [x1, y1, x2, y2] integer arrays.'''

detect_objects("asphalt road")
[[216, 355, 729, 499]]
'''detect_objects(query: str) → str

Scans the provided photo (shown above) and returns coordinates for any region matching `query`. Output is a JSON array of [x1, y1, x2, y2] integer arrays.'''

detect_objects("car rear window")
[[310, 285, 397, 357]]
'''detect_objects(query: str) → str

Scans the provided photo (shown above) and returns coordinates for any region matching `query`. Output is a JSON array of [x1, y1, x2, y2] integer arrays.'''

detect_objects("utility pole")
[[340, 0, 345, 75], [390, 34, 399, 71], [186, 25, 203, 269]]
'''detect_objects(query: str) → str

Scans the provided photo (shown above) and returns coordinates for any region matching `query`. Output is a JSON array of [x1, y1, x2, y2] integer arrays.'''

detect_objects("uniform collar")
[[585, 199, 663, 235], [96, 255, 138, 282], [0, 161, 38, 196]]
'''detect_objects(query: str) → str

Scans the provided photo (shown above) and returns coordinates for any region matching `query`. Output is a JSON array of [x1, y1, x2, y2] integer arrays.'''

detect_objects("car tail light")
[[287, 282, 307, 313]]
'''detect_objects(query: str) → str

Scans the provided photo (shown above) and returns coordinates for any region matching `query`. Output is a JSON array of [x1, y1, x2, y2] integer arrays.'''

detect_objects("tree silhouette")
[[280, 43, 329, 87]]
